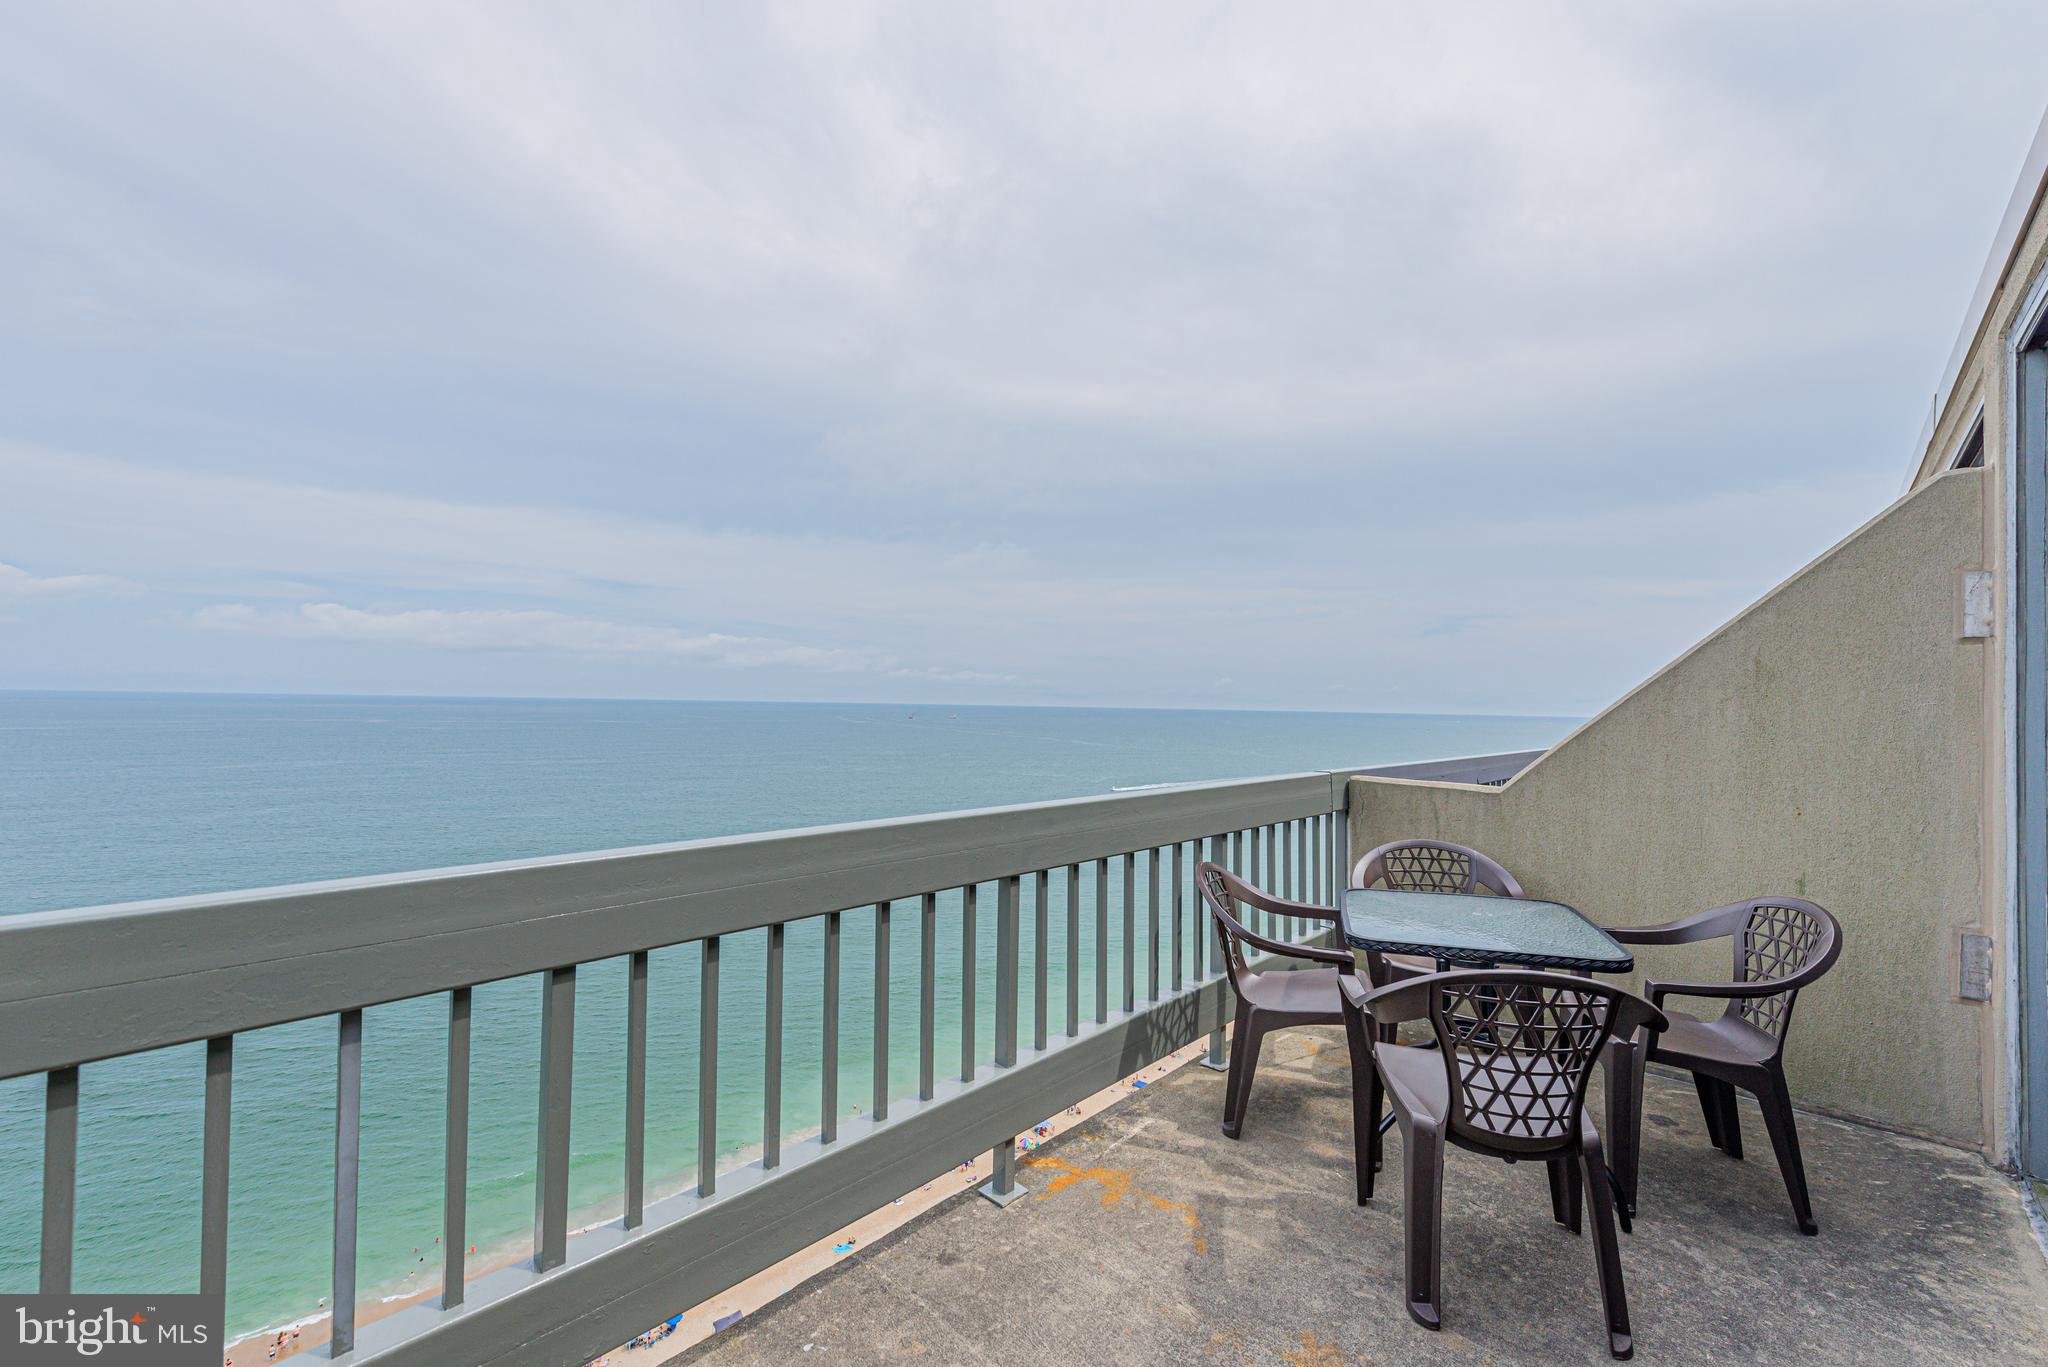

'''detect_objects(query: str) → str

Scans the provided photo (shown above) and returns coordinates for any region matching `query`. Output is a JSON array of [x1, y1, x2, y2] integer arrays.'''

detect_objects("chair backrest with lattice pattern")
[[1197, 863, 1256, 990], [1428, 972, 1641, 1156], [1729, 898, 1838, 1040], [1352, 840, 1525, 899]]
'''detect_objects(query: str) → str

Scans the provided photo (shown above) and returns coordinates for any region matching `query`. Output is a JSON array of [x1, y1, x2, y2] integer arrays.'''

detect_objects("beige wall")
[[1899, 114, 2048, 1165], [1351, 467, 1991, 1149]]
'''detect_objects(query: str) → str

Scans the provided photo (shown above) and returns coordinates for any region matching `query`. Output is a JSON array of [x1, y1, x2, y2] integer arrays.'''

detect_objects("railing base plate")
[[977, 1181, 1029, 1208]]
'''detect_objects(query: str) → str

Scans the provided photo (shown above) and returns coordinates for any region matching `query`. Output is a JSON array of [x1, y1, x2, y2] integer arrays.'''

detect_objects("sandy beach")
[[221, 1035, 1222, 1367]]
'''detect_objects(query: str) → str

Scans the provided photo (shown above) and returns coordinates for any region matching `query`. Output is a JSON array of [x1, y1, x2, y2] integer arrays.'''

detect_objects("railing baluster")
[[1065, 864, 1081, 1038], [1033, 870, 1049, 1051], [1148, 846, 1162, 1001], [625, 952, 648, 1227], [1250, 824, 1262, 910], [765, 925, 785, 1167], [824, 911, 841, 1141], [1299, 817, 1310, 911], [1289, 820, 1300, 936], [1204, 835, 1228, 1068], [1274, 823, 1284, 931], [1329, 810, 1338, 899], [1305, 815, 1316, 918], [1172, 841, 1185, 992], [201, 1035, 232, 1299], [1312, 813, 1324, 905], [699, 937, 720, 1196], [1325, 810, 1337, 896], [332, 1010, 363, 1353], [959, 888, 976, 1084], [1265, 824, 1277, 934], [981, 877, 1027, 1210], [1122, 854, 1136, 1014], [1273, 822, 1285, 933], [1304, 816, 1314, 910], [443, 988, 469, 1306], [1231, 830, 1245, 955], [536, 966, 576, 1270], [873, 903, 890, 1120], [1284, 819, 1297, 938], [919, 893, 936, 1101], [996, 876, 1021, 1067], [1094, 859, 1109, 1024], [40, 1065, 77, 1294]]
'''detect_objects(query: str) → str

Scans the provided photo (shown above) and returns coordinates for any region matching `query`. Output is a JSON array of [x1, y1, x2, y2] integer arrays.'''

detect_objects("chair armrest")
[[1233, 922, 1355, 968], [1348, 975, 1434, 1027], [1339, 971, 1372, 1012], [1608, 903, 1749, 947], [1645, 975, 1793, 1009], [1236, 889, 1342, 924]]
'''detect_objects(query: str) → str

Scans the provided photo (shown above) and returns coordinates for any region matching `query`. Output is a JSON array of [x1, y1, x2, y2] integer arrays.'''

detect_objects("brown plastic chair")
[[1601, 897, 1842, 1235], [1196, 863, 1378, 1199], [1344, 968, 1665, 1360], [1349, 841, 1529, 1025]]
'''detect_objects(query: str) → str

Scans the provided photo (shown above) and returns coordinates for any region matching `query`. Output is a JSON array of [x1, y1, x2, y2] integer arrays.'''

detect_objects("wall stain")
[[1022, 1155, 1207, 1253]]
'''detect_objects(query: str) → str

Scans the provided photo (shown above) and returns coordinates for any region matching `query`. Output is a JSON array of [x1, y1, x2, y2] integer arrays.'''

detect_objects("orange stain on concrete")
[[1023, 1156, 1207, 1253], [1279, 1329, 1347, 1366]]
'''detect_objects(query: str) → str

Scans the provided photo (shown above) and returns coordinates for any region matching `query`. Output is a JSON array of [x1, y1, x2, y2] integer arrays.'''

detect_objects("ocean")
[[0, 692, 1573, 1339]]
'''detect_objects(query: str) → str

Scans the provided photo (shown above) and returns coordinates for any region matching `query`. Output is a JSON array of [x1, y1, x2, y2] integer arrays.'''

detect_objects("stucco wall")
[[1351, 467, 1990, 1149]]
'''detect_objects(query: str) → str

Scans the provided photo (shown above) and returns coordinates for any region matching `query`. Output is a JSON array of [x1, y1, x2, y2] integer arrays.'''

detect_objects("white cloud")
[[0, 4, 2037, 709], [0, 562, 130, 600], [0, 440, 1897, 710], [5, 3, 2034, 496]]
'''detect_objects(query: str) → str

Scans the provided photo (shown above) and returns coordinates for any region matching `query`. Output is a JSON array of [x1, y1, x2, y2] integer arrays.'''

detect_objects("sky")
[[1, 2, 2044, 716]]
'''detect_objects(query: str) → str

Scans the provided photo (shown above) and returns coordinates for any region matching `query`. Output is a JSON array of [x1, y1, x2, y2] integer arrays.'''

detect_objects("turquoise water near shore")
[[0, 692, 1573, 1338]]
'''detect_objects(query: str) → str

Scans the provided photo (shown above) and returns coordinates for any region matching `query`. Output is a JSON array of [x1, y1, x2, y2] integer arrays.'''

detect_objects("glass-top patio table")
[[1339, 888, 1633, 974]]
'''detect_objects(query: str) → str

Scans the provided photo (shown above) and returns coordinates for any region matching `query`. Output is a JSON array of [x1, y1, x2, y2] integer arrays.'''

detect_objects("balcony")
[[686, 1024, 2048, 1365], [0, 455, 2033, 1365], [6, 740, 2043, 1366]]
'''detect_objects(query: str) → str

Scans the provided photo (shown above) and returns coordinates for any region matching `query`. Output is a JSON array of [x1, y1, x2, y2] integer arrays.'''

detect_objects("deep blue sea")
[[0, 692, 1573, 1339]]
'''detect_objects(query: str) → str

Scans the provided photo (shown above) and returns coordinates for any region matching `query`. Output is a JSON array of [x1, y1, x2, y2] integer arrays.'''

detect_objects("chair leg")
[[1755, 1066, 1818, 1235], [1716, 1080, 1743, 1161], [1546, 1157, 1584, 1234], [1402, 1122, 1446, 1331], [1603, 1036, 1645, 1219], [1368, 1065, 1384, 1180], [1340, 1001, 1377, 1204], [1581, 1133, 1634, 1360], [1692, 1072, 1726, 1151], [1220, 1007, 1262, 1139]]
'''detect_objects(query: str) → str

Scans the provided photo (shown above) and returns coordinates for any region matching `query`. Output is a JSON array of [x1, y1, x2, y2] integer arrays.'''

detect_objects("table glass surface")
[[1339, 888, 1633, 972]]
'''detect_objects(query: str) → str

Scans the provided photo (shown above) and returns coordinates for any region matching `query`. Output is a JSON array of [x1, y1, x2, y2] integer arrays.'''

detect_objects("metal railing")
[[1351, 748, 1545, 787], [0, 768, 1355, 1365]]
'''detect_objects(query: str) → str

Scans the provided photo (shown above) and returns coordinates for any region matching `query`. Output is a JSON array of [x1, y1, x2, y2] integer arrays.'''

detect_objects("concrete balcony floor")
[[685, 1025, 2048, 1366]]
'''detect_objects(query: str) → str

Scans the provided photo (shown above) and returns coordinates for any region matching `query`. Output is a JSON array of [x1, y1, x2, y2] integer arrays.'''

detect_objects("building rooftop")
[[684, 1023, 2048, 1366]]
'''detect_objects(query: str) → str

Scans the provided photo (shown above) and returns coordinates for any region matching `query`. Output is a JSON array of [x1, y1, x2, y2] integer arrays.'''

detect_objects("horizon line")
[[0, 685, 1583, 723]]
